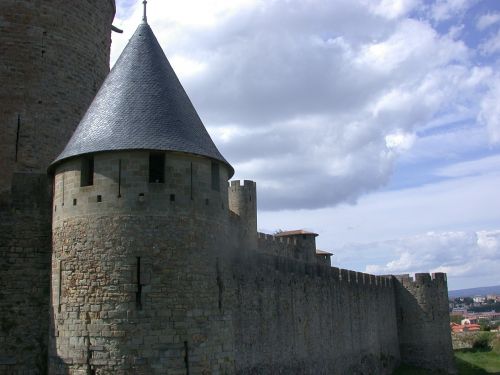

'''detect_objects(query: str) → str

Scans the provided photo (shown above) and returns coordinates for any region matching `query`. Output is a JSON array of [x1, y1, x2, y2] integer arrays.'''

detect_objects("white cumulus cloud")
[[363, 230, 500, 288], [477, 12, 500, 30], [479, 76, 500, 143], [110, 0, 494, 212]]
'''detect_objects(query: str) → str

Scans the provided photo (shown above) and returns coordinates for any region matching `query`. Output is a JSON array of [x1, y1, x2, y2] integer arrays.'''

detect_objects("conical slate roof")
[[50, 22, 233, 176]]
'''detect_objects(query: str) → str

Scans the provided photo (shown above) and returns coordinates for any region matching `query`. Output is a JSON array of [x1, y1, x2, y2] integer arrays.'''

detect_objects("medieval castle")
[[0, 1, 456, 374]]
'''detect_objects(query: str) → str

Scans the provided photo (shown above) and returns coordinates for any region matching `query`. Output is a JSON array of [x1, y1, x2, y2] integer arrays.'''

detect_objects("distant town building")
[[473, 295, 486, 303], [450, 322, 481, 333]]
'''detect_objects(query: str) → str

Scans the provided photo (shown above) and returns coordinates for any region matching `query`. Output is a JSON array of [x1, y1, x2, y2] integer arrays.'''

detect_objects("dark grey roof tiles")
[[50, 22, 233, 176]]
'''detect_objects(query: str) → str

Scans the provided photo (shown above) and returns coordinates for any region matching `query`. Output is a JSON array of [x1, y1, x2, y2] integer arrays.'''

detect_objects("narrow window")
[[149, 152, 165, 183], [58, 261, 62, 313], [190, 162, 194, 200], [211, 162, 220, 191], [216, 258, 223, 311], [15, 114, 21, 162], [117, 159, 122, 198], [62, 174, 65, 206], [81, 156, 94, 187], [136, 257, 142, 310], [184, 341, 190, 375]]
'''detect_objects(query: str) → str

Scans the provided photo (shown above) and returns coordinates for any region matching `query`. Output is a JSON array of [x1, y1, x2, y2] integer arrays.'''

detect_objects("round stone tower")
[[49, 19, 236, 374], [0, 0, 116, 204]]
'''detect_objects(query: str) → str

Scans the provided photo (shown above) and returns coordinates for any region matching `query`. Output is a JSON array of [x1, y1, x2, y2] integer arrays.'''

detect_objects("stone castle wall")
[[394, 273, 456, 373], [228, 181, 257, 249], [256, 232, 319, 264], [0, 0, 115, 202], [48, 158, 455, 374], [0, 173, 52, 375], [0, 1, 456, 372], [229, 253, 401, 375], [50, 152, 235, 374], [0, 2, 115, 373]]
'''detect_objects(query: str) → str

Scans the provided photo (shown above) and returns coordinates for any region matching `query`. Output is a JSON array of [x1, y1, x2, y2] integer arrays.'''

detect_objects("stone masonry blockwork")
[[0, 1, 115, 373], [1, 2, 456, 373], [0, 0, 115, 203]]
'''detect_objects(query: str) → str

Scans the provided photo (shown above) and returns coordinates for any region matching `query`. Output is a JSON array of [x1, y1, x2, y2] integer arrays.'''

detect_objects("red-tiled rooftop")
[[275, 230, 318, 237], [316, 249, 333, 256]]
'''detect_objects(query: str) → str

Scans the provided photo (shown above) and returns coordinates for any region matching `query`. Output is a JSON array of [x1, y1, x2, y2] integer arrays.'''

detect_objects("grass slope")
[[394, 333, 500, 374]]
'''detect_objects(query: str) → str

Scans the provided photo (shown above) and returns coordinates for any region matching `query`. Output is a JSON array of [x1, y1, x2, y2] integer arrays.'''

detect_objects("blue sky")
[[111, 0, 500, 290]]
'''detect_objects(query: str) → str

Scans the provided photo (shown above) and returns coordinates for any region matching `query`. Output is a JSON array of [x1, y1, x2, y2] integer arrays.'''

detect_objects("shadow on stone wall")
[[394, 276, 456, 374], [0, 173, 52, 375]]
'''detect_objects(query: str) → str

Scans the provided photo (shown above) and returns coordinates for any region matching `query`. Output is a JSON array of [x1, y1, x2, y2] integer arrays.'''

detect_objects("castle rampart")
[[393, 273, 456, 373], [0, 3, 115, 373], [228, 250, 400, 375], [0, 3, 456, 373]]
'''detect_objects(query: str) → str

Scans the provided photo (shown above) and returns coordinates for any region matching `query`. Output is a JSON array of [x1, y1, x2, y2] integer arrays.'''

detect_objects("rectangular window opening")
[[149, 152, 165, 183], [211, 162, 220, 191], [80, 156, 94, 187], [170, 194, 175, 202]]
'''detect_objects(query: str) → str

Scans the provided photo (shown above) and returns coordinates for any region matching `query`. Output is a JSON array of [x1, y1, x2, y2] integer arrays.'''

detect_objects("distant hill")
[[449, 285, 500, 298]]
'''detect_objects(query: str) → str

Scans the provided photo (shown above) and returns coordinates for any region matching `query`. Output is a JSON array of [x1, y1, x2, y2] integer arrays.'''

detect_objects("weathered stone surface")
[[394, 273, 456, 373], [0, 1, 115, 374], [48, 150, 455, 374], [0, 2, 456, 373], [0, 0, 115, 203]]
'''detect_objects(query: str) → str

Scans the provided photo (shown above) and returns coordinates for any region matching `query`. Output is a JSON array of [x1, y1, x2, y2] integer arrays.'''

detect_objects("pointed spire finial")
[[142, 0, 148, 23]]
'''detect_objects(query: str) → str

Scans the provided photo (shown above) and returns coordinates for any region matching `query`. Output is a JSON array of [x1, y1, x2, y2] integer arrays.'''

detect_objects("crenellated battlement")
[[51, 151, 230, 224], [256, 232, 393, 288], [229, 179, 257, 188], [258, 232, 298, 245], [257, 231, 308, 262], [332, 268, 392, 288], [394, 272, 447, 288]]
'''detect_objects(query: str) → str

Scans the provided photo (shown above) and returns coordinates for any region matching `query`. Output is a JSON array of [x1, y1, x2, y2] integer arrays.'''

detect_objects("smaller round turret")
[[229, 180, 257, 249]]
